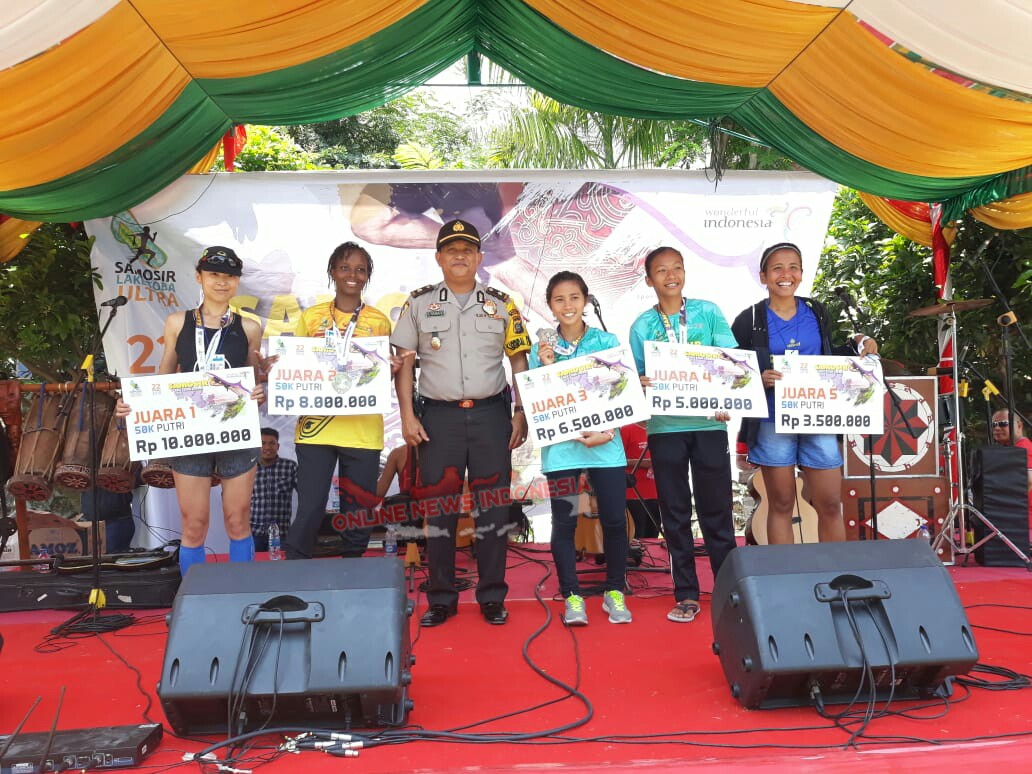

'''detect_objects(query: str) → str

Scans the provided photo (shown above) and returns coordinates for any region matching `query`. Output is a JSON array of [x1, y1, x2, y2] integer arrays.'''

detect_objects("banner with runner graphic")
[[84, 170, 837, 548]]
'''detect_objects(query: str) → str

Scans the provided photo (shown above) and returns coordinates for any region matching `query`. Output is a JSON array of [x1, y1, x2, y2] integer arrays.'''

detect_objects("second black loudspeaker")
[[711, 540, 977, 709], [158, 557, 413, 735], [970, 446, 1029, 567]]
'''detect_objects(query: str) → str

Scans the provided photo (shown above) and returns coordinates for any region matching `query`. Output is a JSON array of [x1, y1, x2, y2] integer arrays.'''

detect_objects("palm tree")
[[485, 92, 700, 170]]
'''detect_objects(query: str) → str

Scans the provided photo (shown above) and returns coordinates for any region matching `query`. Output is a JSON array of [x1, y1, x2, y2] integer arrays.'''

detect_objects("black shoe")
[[421, 604, 457, 627], [480, 602, 508, 625]]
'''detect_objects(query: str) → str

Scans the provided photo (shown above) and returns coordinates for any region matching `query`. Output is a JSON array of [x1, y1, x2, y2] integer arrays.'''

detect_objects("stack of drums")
[[54, 389, 115, 491]]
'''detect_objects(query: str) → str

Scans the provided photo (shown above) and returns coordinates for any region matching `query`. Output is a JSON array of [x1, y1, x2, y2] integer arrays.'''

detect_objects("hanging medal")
[[430, 335, 442, 350], [325, 302, 363, 367], [553, 324, 586, 357], [194, 309, 230, 371], [656, 299, 687, 345]]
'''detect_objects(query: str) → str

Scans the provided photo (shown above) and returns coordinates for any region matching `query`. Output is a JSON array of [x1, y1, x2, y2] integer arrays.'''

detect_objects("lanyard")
[[553, 325, 587, 358], [325, 302, 363, 366], [194, 309, 231, 371], [655, 299, 687, 345]]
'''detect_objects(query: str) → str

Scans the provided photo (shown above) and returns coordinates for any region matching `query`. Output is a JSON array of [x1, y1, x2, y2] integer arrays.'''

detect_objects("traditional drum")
[[141, 459, 175, 489], [55, 388, 115, 491], [8, 388, 68, 501], [97, 412, 141, 493]]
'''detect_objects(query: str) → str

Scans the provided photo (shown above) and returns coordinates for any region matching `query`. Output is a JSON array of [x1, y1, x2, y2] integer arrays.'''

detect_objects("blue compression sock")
[[229, 535, 255, 562], [179, 545, 207, 576]]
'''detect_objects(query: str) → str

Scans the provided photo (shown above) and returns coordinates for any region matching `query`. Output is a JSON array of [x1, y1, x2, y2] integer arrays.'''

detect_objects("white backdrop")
[[85, 170, 837, 551]]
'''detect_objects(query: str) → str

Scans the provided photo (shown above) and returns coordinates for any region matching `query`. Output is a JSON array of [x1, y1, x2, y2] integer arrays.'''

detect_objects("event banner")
[[85, 170, 836, 548], [267, 335, 391, 416], [516, 345, 649, 447], [123, 367, 262, 461], [773, 354, 884, 435], [644, 341, 767, 418]]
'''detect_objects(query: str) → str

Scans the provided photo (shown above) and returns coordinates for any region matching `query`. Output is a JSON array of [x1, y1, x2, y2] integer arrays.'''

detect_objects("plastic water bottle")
[[918, 524, 931, 545], [384, 523, 398, 557], [36, 546, 52, 573], [267, 523, 283, 561]]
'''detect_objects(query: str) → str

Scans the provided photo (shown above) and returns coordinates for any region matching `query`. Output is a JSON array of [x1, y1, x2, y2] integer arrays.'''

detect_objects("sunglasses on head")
[[992, 420, 1010, 428], [201, 251, 242, 269]]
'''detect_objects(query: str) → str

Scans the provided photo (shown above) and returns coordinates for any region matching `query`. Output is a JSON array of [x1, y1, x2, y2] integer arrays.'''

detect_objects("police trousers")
[[416, 401, 512, 607]]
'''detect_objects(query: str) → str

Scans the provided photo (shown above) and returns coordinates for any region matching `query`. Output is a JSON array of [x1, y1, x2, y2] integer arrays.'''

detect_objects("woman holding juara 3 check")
[[530, 271, 631, 626]]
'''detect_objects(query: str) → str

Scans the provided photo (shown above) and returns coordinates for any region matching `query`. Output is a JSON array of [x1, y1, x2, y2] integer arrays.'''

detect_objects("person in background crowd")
[[629, 246, 738, 624], [116, 246, 264, 576], [391, 219, 530, 627], [530, 271, 631, 626], [620, 421, 661, 540], [990, 408, 1032, 534], [80, 487, 137, 554], [284, 242, 393, 560], [731, 242, 877, 546], [250, 427, 298, 552]]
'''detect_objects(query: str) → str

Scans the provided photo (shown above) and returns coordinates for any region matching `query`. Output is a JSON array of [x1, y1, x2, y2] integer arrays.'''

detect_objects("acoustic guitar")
[[745, 469, 820, 545]]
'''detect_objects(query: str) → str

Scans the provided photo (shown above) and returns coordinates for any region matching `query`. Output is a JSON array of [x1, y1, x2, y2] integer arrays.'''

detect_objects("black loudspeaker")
[[971, 446, 1029, 567], [158, 558, 414, 734], [710, 541, 977, 709]]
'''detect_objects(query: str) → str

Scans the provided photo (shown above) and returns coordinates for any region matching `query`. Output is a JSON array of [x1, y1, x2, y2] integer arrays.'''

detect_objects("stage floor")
[[2, 540, 1032, 773]]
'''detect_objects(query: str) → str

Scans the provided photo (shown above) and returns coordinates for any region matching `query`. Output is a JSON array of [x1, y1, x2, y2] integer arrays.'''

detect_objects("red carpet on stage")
[[2, 541, 1032, 773]]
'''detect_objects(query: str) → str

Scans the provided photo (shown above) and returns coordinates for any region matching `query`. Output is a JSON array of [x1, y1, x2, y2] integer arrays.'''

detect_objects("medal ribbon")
[[325, 302, 363, 366], [193, 309, 231, 371], [655, 299, 687, 345], [553, 325, 586, 357]]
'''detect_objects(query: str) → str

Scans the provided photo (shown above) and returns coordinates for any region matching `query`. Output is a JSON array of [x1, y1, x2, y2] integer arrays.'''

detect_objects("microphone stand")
[[967, 237, 1027, 445], [837, 295, 919, 540], [52, 299, 134, 635], [961, 357, 1031, 437]]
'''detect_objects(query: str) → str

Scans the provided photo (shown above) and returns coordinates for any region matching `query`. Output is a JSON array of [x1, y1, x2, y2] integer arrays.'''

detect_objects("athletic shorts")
[[170, 448, 258, 479], [747, 422, 842, 470]]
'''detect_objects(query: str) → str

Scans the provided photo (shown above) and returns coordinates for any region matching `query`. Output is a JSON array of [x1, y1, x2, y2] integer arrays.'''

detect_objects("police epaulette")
[[410, 284, 435, 298], [485, 286, 510, 302]]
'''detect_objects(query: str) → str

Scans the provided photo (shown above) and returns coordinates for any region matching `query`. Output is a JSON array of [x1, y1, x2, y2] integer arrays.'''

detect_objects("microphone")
[[834, 286, 856, 310], [536, 328, 559, 349], [588, 294, 608, 332], [100, 296, 129, 308]]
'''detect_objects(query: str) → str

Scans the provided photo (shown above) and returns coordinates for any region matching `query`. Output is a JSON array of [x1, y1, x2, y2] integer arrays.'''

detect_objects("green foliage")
[[230, 126, 317, 171], [0, 224, 102, 382], [815, 189, 1032, 434], [393, 142, 445, 170], [285, 92, 481, 169], [486, 93, 690, 169]]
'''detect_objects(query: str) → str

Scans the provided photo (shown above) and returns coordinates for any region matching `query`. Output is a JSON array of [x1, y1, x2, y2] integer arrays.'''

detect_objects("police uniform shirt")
[[391, 281, 530, 401]]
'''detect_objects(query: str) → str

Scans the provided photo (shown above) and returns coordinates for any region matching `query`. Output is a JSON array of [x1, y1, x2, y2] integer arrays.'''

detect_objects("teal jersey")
[[529, 326, 627, 473], [629, 298, 738, 436]]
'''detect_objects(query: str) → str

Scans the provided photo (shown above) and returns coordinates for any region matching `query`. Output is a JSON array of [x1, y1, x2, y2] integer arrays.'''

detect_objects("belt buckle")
[[458, 399, 474, 409]]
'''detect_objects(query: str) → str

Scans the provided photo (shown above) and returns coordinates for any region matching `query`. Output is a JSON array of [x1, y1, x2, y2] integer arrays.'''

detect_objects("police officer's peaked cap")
[[436, 219, 481, 249]]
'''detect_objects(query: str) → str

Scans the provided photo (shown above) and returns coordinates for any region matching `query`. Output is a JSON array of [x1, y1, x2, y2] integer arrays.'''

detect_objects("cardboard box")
[[1, 510, 106, 560]]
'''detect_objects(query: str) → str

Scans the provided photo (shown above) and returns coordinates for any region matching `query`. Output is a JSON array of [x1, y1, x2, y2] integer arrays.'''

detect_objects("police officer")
[[392, 219, 531, 627]]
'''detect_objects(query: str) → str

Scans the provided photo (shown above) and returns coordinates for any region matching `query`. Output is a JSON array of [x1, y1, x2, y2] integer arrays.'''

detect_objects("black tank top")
[[174, 309, 250, 371]]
